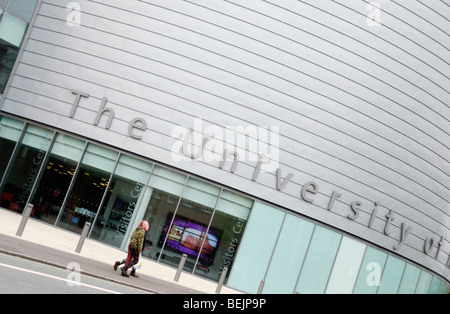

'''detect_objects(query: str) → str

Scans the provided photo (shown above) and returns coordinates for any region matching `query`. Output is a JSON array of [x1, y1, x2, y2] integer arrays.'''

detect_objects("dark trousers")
[[123, 243, 139, 271]]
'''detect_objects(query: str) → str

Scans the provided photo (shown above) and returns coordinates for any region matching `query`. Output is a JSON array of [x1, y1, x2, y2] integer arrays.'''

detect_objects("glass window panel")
[[216, 189, 253, 220], [0, 124, 53, 213], [296, 226, 342, 294], [438, 281, 449, 294], [109, 156, 155, 245], [29, 134, 85, 225], [141, 188, 183, 260], [263, 214, 315, 294], [0, 1, 7, 8], [0, 38, 19, 93], [148, 166, 186, 196], [139, 167, 188, 261], [378, 255, 406, 294], [20, 124, 53, 149], [428, 276, 443, 294], [90, 155, 153, 248], [113, 154, 152, 183], [325, 236, 366, 294], [0, 115, 24, 141], [194, 190, 253, 282], [415, 270, 432, 294], [125, 183, 154, 232], [80, 143, 117, 172], [182, 177, 220, 208], [227, 202, 285, 294], [49, 133, 85, 161], [158, 177, 220, 273], [353, 246, 388, 294], [0, 12, 27, 47], [0, 116, 24, 180], [7, 0, 39, 21], [57, 144, 118, 233], [398, 263, 421, 294]]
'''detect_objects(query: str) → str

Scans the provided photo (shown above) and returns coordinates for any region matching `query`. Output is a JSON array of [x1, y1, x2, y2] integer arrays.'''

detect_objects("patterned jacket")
[[130, 226, 146, 254]]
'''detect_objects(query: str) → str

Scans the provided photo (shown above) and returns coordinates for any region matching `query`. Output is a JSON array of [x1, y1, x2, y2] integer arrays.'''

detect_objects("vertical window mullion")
[[156, 175, 189, 263], [0, 120, 27, 188], [191, 187, 223, 274], [55, 141, 88, 225], [88, 152, 122, 238]]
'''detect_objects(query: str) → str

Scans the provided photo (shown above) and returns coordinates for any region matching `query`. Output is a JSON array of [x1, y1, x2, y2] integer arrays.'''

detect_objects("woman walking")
[[114, 220, 149, 277]]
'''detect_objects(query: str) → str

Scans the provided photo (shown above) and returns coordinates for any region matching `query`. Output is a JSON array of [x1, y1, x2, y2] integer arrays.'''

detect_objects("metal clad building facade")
[[0, 0, 449, 293]]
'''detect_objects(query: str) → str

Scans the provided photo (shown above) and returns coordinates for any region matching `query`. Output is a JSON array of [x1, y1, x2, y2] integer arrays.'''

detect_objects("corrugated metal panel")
[[1, 0, 449, 279]]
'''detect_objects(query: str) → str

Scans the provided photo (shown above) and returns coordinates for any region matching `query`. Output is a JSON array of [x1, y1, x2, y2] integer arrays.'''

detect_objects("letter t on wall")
[[69, 90, 89, 118]]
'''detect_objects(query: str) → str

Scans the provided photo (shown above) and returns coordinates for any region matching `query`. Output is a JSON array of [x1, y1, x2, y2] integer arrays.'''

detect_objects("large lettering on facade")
[[67, 89, 450, 270]]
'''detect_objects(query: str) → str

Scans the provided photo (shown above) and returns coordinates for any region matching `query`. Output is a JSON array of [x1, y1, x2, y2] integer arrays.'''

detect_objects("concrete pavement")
[[0, 208, 242, 294]]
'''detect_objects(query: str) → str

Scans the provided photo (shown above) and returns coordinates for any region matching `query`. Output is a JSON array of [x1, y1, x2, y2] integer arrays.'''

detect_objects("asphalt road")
[[0, 233, 203, 294], [0, 252, 151, 294]]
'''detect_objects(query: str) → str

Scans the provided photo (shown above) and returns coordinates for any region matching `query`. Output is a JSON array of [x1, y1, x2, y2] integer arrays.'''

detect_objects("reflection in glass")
[[29, 134, 85, 224], [142, 188, 182, 260], [0, 116, 24, 180], [137, 166, 187, 260], [0, 13, 27, 46], [158, 178, 220, 273], [0, 11, 27, 93], [295, 226, 342, 294], [57, 144, 118, 233], [198, 190, 253, 281], [435, 279, 450, 294], [6, 0, 39, 22], [398, 263, 421, 294], [0, 42, 18, 94], [377, 255, 406, 294], [227, 202, 285, 293], [415, 270, 433, 294], [262, 214, 314, 294], [90, 155, 153, 248], [353, 246, 388, 294], [0, 125, 53, 213], [325, 236, 366, 294]]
